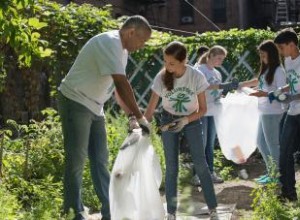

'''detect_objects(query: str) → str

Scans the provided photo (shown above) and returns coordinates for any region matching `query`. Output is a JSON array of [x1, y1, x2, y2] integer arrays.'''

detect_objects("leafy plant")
[[0, 185, 23, 220], [251, 183, 289, 220]]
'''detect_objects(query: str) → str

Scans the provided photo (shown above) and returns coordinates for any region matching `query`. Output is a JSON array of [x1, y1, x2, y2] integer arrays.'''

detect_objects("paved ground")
[[164, 184, 235, 220]]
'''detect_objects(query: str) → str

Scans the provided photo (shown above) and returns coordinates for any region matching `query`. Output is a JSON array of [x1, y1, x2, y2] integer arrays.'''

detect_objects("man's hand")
[[168, 117, 189, 133], [128, 114, 140, 132], [137, 116, 151, 134]]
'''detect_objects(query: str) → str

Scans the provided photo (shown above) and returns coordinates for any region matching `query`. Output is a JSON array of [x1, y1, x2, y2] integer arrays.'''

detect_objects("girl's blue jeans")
[[160, 111, 217, 214], [257, 114, 283, 174], [202, 116, 217, 173], [57, 92, 110, 219]]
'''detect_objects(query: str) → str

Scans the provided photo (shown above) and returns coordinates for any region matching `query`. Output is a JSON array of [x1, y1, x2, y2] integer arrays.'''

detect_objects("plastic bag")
[[109, 130, 164, 220], [214, 88, 259, 164]]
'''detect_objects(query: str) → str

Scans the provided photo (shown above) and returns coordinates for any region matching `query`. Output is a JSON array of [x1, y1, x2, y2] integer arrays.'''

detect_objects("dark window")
[[212, 0, 227, 23], [180, 0, 194, 25]]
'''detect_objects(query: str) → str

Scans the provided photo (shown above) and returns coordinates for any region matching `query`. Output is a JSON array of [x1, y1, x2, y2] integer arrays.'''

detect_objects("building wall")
[[52, 0, 243, 35]]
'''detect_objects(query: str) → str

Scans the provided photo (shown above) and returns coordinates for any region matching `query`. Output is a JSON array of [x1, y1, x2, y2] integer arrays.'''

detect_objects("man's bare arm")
[[112, 74, 143, 119]]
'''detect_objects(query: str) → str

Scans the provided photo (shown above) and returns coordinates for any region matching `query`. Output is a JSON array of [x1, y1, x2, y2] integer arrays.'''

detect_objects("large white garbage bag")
[[109, 130, 164, 220], [214, 88, 259, 164]]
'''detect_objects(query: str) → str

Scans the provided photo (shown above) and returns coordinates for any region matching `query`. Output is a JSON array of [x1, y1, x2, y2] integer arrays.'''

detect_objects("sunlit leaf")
[[28, 17, 47, 30]]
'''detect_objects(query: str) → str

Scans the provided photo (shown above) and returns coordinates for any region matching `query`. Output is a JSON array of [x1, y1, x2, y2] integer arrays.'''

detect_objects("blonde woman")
[[193, 46, 238, 185]]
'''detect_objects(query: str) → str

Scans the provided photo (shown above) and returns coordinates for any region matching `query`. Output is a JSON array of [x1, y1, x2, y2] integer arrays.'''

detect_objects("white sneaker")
[[191, 175, 201, 186], [209, 209, 219, 220], [211, 172, 224, 183], [166, 213, 176, 220]]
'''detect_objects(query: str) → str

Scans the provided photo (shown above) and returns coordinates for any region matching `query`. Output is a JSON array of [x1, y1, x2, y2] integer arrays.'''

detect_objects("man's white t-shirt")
[[59, 30, 128, 116], [285, 55, 300, 115], [194, 64, 222, 116], [152, 65, 209, 116], [257, 66, 287, 114]]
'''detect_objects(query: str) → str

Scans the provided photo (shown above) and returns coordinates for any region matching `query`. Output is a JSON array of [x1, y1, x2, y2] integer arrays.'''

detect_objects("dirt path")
[[188, 155, 300, 219]]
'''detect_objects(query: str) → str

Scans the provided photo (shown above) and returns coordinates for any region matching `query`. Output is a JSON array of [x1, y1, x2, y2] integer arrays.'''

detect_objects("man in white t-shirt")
[[57, 15, 151, 220], [271, 28, 300, 202]]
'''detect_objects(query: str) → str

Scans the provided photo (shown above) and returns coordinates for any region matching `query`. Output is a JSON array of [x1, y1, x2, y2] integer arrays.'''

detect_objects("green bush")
[[0, 185, 23, 220], [251, 183, 289, 220]]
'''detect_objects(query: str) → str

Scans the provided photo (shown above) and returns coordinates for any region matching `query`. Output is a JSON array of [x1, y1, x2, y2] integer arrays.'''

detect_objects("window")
[[180, 0, 194, 24], [212, 0, 227, 23]]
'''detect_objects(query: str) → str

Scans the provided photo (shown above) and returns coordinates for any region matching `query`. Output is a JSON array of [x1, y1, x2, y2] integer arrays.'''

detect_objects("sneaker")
[[211, 172, 224, 183], [191, 175, 201, 186], [166, 213, 176, 220], [209, 209, 219, 220], [254, 174, 268, 182], [257, 176, 279, 185]]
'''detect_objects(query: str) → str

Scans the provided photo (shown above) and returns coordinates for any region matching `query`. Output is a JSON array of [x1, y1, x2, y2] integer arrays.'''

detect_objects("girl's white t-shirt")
[[152, 65, 209, 116], [60, 30, 128, 116], [194, 64, 222, 116], [257, 66, 287, 114], [285, 55, 300, 115]]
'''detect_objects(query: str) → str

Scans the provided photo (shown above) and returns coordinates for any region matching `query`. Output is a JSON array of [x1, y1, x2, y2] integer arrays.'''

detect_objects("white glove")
[[138, 116, 151, 134], [277, 93, 300, 104], [168, 117, 189, 133]]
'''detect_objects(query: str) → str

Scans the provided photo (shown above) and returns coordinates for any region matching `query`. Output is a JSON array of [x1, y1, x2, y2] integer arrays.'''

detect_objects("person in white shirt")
[[269, 28, 300, 202], [145, 41, 218, 220], [239, 40, 287, 184], [57, 15, 151, 220], [193, 45, 239, 185]]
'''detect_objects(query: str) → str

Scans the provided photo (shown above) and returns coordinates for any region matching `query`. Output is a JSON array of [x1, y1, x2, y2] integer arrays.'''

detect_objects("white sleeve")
[[274, 66, 287, 88], [195, 69, 209, 93], [151, 71, 164, 96]]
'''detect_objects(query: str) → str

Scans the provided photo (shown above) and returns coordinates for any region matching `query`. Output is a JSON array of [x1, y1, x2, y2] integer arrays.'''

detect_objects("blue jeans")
[[279, 114, 300, 197], [57, 93, 110, 219], [161, 111, 217, 214], [202, 116, 217, 173], [257, 114, 283, 174]]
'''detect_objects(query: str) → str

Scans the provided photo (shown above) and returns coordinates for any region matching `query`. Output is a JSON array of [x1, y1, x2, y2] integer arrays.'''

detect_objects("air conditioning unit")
[[181, 16, 193, 24]]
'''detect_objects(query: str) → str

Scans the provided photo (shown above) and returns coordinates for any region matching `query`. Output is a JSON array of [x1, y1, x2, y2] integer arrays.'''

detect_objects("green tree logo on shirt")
[[258, 76, 264, 90], [288, 70, 300, 94], [170, 93, 190, 113], [210, 89, 219, 98]]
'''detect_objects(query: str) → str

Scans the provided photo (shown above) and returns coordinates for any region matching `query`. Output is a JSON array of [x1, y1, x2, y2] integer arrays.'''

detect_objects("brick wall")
[[52, 0, 242, 35]]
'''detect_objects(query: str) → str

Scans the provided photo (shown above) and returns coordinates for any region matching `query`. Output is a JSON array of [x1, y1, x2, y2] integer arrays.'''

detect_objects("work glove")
[[168, 117, 189, 133], [138, 116, 151, 134], [219, 78, 239, 92], [268, 88, 283, 103], [128, 114, 140, 132], [275, 93, 300, 104], [160, 122, 177, 132]]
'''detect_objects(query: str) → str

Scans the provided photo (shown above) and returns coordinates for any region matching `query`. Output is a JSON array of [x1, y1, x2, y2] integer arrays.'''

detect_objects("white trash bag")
[[214, 88, 259, 164], [109, 129, 164, 220]]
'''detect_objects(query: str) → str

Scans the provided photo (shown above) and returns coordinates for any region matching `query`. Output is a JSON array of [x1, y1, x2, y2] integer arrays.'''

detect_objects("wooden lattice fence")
[[110, 50, 256, 110]]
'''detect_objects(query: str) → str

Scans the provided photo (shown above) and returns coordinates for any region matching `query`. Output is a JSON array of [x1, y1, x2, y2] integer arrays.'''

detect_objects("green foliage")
[[250, 157, 300, 220], [0, 0, 51, 68], [0, 185, 23, 220], [251, 184, 289, 220], [214, 149, 234, 180], [0, 0, 118, 92], [1, 109, 67, 219], [0, 0, 278, 97]]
